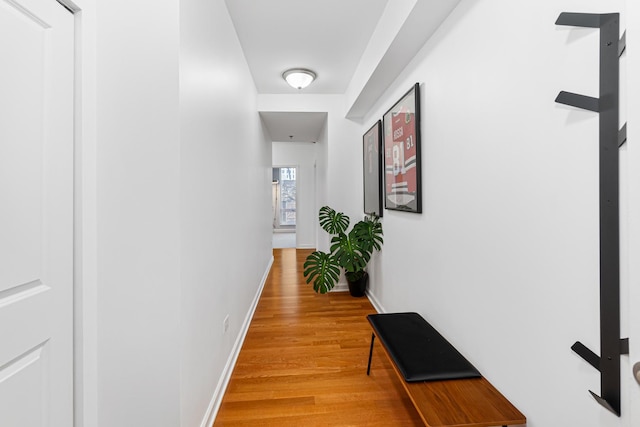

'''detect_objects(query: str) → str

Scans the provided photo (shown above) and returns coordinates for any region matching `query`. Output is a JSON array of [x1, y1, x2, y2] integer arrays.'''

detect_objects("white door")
[[0, 0, 74, 425]]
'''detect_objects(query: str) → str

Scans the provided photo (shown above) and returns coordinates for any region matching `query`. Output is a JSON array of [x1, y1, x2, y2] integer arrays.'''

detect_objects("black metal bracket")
[[555, 92, 600, 112], [555, 12, 628, 417]]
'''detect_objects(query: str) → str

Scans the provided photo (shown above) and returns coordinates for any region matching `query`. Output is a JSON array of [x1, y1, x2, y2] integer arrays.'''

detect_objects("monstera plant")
[[303, 206, 383, 296]]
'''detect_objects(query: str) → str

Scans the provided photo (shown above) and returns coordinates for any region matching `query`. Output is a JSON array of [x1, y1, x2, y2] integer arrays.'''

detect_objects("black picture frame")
[[363, 120, 383, 217], [383, 83, 421, 213]]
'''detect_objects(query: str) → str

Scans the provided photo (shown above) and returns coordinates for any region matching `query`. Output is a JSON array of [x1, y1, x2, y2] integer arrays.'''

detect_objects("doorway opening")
[[272, 167, 296, 248]]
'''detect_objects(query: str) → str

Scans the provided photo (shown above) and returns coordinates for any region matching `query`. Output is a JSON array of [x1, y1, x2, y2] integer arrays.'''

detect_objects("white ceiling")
[[225, 0, 389, 94], [225, 0, 461, 140], [259, 111, 327, 142]]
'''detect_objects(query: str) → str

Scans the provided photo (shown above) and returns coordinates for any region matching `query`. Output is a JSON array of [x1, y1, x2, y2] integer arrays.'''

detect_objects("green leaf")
[[303, 251, 341, 294], [318, 206, 349, 235], [331, 232, 369, 274], [353, 216, 383, 253]]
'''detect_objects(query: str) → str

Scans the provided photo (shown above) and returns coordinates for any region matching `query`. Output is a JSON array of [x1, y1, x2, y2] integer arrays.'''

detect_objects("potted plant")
[[303, 206, 383, 296]]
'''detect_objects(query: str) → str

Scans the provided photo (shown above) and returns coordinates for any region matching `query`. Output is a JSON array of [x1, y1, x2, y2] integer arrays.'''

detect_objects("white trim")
[[72, 2, 98, 426], [199, 255, 274, 427], [296, 244, 315, 249], [330, 281, 349, 293], [365, 289, 385, 314], [273, 229, 295, 234]]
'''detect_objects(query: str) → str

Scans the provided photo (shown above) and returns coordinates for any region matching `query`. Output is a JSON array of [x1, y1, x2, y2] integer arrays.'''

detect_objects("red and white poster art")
[[383, 83, 421, 213]]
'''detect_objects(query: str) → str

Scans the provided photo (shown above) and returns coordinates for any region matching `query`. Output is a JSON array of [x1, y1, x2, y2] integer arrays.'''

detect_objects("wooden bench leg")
[[367, 333, 375, 375]]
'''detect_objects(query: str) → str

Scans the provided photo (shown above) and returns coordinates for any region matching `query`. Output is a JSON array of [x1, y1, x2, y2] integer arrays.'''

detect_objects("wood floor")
[[213, 248, 423, 426]]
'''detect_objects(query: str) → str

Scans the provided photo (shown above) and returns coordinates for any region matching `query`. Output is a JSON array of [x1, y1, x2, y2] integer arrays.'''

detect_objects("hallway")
[[213, 249, 422, 426], [3, 1, 636, 425]]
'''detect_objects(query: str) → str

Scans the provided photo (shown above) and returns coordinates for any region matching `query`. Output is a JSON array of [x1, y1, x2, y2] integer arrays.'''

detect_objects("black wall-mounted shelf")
[[555, 12, 628, 416]]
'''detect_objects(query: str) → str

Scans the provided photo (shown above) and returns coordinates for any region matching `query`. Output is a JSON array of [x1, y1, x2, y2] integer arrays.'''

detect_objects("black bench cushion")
[[367, 312, 481, 382]]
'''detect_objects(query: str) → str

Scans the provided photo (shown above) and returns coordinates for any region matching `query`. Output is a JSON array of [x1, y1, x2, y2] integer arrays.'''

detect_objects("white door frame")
[[57, 1, 98, 426]]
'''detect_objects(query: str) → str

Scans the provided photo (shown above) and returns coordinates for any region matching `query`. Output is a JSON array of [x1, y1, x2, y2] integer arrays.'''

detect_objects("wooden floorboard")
[[213, 248, 423, 426]]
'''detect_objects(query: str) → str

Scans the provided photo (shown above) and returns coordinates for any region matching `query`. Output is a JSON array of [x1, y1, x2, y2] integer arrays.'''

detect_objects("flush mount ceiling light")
[[282, 68, 316, 90]]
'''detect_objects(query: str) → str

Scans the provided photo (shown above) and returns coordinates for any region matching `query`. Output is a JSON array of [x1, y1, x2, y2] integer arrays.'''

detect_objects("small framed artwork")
[[383, 83, 421, 213], [363, 120, 383, 217]]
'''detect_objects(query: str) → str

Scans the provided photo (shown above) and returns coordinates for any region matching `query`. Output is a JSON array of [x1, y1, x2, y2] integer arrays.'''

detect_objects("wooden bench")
[[367, 313, 526, 427]]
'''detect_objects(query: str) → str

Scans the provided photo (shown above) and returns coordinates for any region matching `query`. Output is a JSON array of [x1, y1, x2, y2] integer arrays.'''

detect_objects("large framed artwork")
[[383, 83, 421, 213], [363, 120, 383, 217]]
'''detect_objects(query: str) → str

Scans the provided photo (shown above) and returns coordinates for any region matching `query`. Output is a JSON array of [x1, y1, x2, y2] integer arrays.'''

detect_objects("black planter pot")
[[347, 271, 368, 297]]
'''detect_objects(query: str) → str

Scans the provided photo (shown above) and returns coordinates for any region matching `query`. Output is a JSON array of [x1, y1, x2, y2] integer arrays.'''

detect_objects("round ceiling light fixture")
[[282, 68, 316, 90]]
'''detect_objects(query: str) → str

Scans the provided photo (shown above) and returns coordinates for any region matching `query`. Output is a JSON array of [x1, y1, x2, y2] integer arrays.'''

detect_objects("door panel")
[[0, 344, 47, 427], [0, 0, 44, 293], [0, 0, 74, 425]]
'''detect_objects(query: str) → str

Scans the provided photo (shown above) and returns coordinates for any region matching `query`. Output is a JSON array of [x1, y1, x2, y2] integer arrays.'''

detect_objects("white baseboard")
[[199, 255, 274, 427], [296, 244, 315, 249], [331, 281, 349, 293], [365, 289, 385, 313]]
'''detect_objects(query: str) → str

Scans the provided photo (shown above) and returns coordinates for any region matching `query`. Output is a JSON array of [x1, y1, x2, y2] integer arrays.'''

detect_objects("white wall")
[[314, 120, 329, 249], [360, 0, 634, 426], [624, 0, 640, 422], [179, 0, 272, 426], [272, 141, 317, 248], [95, 1, 182, 426], [81, 1, 272, 426]]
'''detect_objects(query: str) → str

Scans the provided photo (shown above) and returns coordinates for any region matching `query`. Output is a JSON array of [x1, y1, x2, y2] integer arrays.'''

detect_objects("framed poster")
[[383, 83, 421, 213], [363, 120, 383, 217]]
